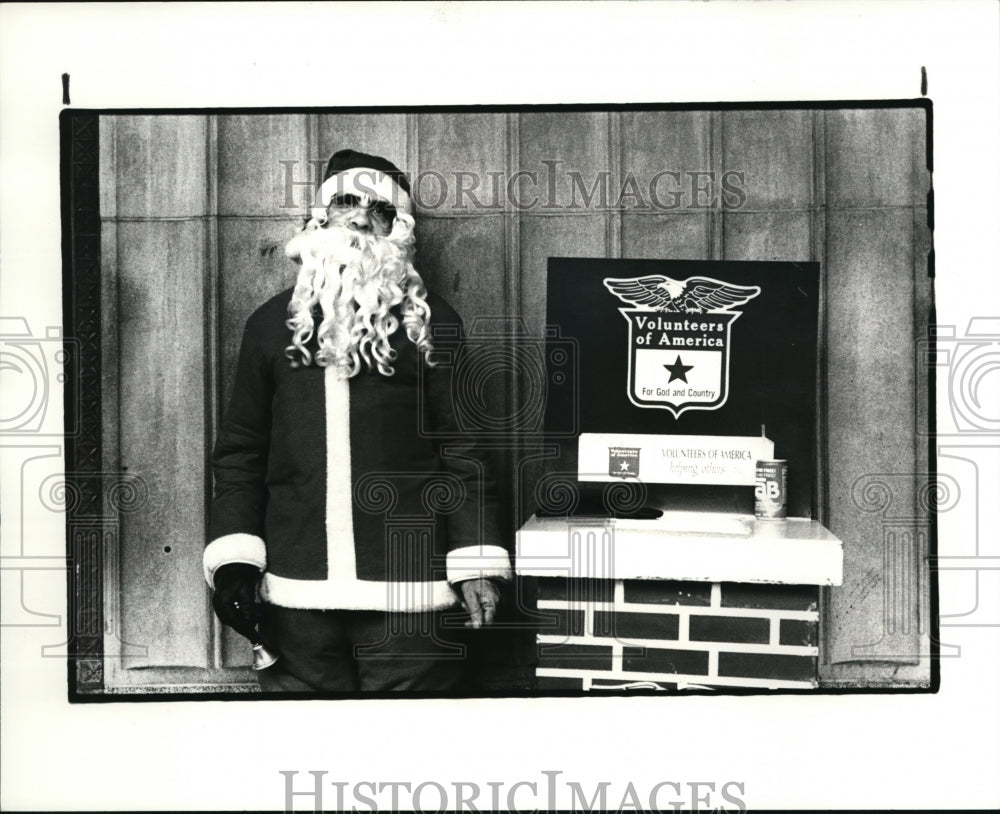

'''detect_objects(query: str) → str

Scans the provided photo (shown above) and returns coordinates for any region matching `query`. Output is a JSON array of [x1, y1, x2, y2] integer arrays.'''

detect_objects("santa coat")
[[202, 288, 512, 612]]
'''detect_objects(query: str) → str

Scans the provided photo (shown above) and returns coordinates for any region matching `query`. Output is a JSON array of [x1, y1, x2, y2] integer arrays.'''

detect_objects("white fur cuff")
[[447, 545, 513, 585], [260, 574, 458, 612], [203, 533, 267, 588]]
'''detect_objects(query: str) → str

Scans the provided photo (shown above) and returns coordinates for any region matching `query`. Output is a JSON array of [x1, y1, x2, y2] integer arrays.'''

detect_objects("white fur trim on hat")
[[312, 166, 413, 219]]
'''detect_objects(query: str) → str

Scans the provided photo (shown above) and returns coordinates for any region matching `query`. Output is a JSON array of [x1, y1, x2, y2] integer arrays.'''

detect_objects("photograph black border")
[[61, 99, 938, 703]]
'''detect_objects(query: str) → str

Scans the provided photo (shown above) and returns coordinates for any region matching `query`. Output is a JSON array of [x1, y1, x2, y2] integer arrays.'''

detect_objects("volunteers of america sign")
[[603, 275, 762, 417]]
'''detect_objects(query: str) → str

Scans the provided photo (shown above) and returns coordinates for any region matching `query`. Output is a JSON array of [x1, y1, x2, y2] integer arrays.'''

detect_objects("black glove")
[[211, 563, 262, 641]]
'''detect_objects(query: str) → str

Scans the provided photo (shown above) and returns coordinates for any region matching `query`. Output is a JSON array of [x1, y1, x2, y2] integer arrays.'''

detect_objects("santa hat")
[[310, 148, 413, 220]]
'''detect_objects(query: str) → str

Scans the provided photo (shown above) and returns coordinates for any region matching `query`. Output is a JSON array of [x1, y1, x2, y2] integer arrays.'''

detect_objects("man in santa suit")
[[203, 149, 512, 691]]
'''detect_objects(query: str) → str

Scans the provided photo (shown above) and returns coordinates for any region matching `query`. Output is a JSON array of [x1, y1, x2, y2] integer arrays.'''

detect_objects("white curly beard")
[[283, 213, 433, 377]]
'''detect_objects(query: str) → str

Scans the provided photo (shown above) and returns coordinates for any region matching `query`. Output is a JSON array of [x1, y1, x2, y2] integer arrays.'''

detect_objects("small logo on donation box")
[[603, 274, 762, 417], [609, 446, 640, 479]]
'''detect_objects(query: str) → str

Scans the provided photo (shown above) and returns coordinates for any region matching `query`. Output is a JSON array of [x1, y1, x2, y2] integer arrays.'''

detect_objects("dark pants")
[[256, 603, 467, 692]]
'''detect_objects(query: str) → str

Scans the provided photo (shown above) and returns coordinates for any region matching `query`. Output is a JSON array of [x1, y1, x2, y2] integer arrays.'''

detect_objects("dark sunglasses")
[[328, 193, 397, 225]]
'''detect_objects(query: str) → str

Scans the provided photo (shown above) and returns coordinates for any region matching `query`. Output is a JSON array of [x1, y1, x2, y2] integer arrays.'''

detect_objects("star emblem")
[[664, 355, 693, 383], [619, 461, 630, 472]]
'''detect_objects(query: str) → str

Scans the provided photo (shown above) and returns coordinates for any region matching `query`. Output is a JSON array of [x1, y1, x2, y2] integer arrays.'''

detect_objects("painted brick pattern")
[[534, 578, 819, 690]]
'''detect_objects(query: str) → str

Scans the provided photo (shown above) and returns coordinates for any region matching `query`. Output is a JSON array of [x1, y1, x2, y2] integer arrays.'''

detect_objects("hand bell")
[[252, 642, 278, 671]]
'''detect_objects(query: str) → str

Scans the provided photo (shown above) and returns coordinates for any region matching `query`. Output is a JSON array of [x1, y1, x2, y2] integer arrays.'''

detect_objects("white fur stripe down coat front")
[[203, 288, 512, 612]]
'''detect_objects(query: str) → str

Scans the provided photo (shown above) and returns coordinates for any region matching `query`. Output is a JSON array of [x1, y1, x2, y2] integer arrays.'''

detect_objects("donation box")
[[516, 258, 842, 692]]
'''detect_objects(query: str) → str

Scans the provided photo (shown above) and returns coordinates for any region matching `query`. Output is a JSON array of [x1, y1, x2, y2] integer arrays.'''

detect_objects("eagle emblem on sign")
[[603, 275, 762, 416]]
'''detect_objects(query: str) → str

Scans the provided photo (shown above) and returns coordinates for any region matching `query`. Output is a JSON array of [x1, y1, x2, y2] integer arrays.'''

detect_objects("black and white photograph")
[[2, 2, 998, 811], [61, 102, 931, 698]]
